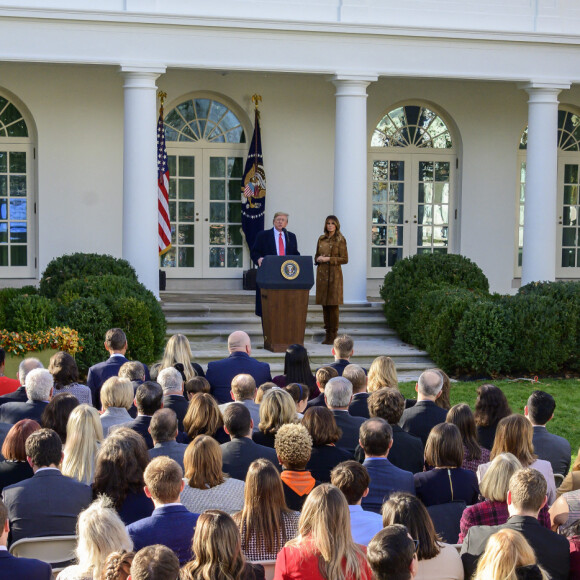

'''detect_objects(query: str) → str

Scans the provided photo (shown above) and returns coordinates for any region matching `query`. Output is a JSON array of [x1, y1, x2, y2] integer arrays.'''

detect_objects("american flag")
[[157, 105, 172, 255]]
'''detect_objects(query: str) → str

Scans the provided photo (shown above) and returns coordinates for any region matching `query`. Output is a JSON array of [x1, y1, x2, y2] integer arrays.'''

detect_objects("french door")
[[557, 157, 580, 277]]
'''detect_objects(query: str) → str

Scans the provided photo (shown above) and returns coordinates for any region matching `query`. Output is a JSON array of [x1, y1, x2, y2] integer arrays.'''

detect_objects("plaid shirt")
[[458, 500, 552, 543], [462, 445, 491, 473]]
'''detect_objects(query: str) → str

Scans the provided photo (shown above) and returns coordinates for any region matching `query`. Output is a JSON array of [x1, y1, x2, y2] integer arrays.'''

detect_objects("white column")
[[120, 65, 166, 297], [332, 74, 377, 304], [520, 82, 569, 286]]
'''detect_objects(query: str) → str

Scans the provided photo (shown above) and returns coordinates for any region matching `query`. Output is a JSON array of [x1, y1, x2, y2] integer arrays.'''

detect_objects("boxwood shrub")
[[6, 295, 57, 333]]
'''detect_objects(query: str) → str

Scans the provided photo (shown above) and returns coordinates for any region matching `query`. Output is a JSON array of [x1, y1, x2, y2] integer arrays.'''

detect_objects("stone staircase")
[[160, 290, 434, 382]]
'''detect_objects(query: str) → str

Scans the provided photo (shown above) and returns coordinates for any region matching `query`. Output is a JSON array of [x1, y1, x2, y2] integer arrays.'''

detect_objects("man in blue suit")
[[206, 331, 271, 404], [126, 456, 199, 566], [250, 211, 300, 316], [360, 418, 415, 514]]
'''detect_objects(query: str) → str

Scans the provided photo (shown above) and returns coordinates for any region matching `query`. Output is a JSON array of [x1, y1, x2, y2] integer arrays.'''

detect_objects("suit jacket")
[[0, 550, 52, 580], [206, 352, 271, 404], [349, 393, 370, 418], [399, 400, 448, 446], [532, 425, 571, 477], [127, 504, 199, 565], [221, 437, 279, 481], [114, 415, 154, 449], [220, 399, 261, 431], [306, 392, 327, 409], [163, 394, 189, 431], [0, 386, 27, 406], [307, 445, 353, 483], [86, 354, 129, 408], [461, 515, 570, 580], [0, 400, 48, 425], [389, 425, 425, 474], [0, 422, 12, 460], [328, 359, 351, 376], [2, 468, 92, 544], [362, 457, 415, 513], [148, 440, 189, 470], [331, 410, 366, 454]]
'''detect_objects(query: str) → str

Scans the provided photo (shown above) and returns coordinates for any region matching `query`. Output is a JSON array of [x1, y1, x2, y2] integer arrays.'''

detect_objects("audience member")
[[415, 423, 479, 507], [274, 484, 372, 580], [360, 418, 415, 513], [2, 428, 91, 543], [180, 434, 245, 515], [478, 414, 556, 505], [41, 392, 79, 444], [0, 357, 42, 406], [100, 551, 134, 580], [325, 376, 365, 454], [184, 376, 211, 399], [0, 348, 19, 396], [367, 356, 397, 393], [399, 370, 447, 446], [129, 544, 179, 580], [0, 419, 40, 494], [127, 456, 198, 565], [557, 450, 580, 497], [345, 364, 369, 418], [220, 373, 261, 428], [563, 519, 580, 580], [272, 343, 317, 395], [253, 388, 296, 449], [306, 366, 337, 409], [275, 423, 319, 511], [92, 428, 154, 526], [326, 334, 359, 376], [57, 496, 133, 580], [181, 510, 265, 580], [549, 486, 580, 532], [525, 390, 571, 478], [473, 384, 512, 450], [157, 367, 188, 431], [62, 404, 103, 485], [446, 403, 491, 472], [382, 493, 464, 580], [432, 368, 452, 410], [148, 409, 188, 470], [233, 458, 300, 561], [331, 460, 382, 546], [0, 497, 52, 579], [118, 360, 146, 390], [100, 377, 134, 436], [303, 406, 352, 482], [48, 351, 92, 405], [183, 392, 228, 444], [366, 524, 418, 580], [460, 468, 570, 580], [160, 333, 204, 380], [221, 403, 278, 481], [0, 368, 53, 424], [206, 331, 271, 404], [284, 383, 309, 418]]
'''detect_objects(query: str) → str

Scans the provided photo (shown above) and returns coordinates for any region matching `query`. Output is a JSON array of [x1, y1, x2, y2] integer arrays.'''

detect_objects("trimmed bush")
[[6, 295, 57, 333], [111, 297, 154, 364], [0, 286, 38, 329]]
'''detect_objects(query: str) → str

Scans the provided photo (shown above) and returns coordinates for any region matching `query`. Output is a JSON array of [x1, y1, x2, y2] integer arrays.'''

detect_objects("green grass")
[[399, 378, 580, 459]]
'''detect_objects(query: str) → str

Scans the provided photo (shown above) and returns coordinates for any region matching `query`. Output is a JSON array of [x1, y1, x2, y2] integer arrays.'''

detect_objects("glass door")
[[557, 159, 580, 277]]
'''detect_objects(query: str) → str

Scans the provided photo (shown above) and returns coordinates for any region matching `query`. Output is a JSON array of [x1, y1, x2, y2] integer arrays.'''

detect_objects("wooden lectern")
[[257, 255, 314, 352]]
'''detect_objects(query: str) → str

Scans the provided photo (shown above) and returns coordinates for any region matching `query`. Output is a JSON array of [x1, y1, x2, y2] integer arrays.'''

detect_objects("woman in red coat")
[[274, 484, 373, 580]]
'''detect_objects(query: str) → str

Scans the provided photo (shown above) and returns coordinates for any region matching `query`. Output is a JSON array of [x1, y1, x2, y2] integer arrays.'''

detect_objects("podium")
[[257, 256, 314, 352]]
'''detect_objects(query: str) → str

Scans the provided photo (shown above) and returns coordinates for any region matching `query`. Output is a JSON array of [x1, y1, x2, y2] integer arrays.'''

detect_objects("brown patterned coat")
[[315, 234, 348, 305]]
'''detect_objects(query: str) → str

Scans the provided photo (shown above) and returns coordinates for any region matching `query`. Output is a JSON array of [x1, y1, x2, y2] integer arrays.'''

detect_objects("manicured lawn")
[[399, 378, 580, 459]]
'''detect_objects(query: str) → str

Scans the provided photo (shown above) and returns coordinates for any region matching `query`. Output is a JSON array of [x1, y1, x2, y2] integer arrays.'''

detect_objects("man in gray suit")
[[525, 390, 571, 477], [148, 409, 188, 471], [219, 374, 261, 431]]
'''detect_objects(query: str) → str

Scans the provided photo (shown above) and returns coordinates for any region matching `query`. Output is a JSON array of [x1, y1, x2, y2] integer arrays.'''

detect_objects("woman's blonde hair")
[[183, 393, 224, 440], [367, 356, 398, 393], [184, 434, 226, 490], [161, 333, 197, 382], [75, 496, 133, 579], [258, 388, 296, 435], [474, 528, 548, 580], [288, 484, 366, 580], [490, 414, 537, 467], [100, 377, 134, 410], [62, 404, 103, 485], [480, 452, 523, 502]]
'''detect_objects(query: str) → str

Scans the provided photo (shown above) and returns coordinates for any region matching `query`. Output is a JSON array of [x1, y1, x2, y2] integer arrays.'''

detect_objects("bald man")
[[205, 331, 272, 404]]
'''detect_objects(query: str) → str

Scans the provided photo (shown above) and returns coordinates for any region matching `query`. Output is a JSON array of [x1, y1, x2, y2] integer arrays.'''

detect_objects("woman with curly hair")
[[473, 384, 512, 450], [182, 392, 228, 444]]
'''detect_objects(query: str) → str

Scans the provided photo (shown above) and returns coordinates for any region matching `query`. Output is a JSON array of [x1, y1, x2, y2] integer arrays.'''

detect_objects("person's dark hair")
[[330, 460, 370, 505], [0, 348, 5, 366], [381, 492, 441, 560], [474, 384, 512, 428], [526, 391, 556, 426], [184, 376, 211, 397], [149, 409, 178, 443], [367, 524, 415, 580], [130, 545, 179, 580], [183, 393, 224, 440], [223, 403, 252, 438], [446, 403, 482, 461], [48, 351, 79, 389], [563, 519, 580, 538], [92, 428, 150, 510], [118, 361, 145, 382], [25, 428, 62, 468], [135, 381, 163, 416], [302, 406, 342, 446], [1, 419, 41, 461], [424, 422, 464, 469], [282, 344, 316, 389], [359, 418, 392, 456], [41, 392, 80, 443], [368, 388, 405, 424], [105, 328, 127, 351], [284, 383, 309, 405]]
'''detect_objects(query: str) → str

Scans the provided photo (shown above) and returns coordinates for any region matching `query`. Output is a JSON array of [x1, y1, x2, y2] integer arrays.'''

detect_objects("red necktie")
[[278, 232, 285, 256]]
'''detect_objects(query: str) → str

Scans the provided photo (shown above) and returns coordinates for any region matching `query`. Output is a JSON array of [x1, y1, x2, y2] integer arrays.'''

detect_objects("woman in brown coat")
[[315, 215, 348, 344]]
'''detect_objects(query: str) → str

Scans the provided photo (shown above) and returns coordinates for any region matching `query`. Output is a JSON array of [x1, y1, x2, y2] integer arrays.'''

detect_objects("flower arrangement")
[[0, 327, 84, 357]]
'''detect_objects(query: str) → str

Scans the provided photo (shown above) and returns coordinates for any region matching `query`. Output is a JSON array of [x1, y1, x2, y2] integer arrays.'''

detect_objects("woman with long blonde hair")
[[160, 333, 203, 381], [62, 404, 103, 485], [253, 388, 297, 449], [473, 529, 548, 580], [367, 356, 398, 393], [274, 484, 372, 580]]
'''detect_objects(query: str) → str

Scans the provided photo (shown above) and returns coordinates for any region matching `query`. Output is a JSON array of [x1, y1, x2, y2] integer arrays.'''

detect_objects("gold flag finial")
[[251, 94, 262, 109], [157, 91, 167, 107]]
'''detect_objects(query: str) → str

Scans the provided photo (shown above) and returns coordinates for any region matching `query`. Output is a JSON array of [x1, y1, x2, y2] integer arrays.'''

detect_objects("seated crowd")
[[0, 329, 577, 580]]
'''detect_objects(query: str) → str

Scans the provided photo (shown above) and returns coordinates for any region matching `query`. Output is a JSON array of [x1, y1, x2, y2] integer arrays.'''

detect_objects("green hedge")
[[7, 295, 57, 333], [0, 286, 38, 330]]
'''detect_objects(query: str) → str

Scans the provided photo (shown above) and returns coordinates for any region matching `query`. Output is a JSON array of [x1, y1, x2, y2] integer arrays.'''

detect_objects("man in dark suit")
[[206, 331, 271, 404], [221, 403, 278, 481], [2, 428, 91, 545], [323, 334, 367, 377], [127, 456, 199, 566], [525, 390, 571, 477], [158, 367, 188, 431], [461, 468, 570, 580], [344, 364, 369, 419], [325, 376, 365, 454], [0, 368, 53, 425], [360, 419, 415, 513], [399, 369, 448, 447], [250, 211, 299, 317], [0, 498, 52, 579], [0, 357, 43, 407], [148, 409, 188, 470]]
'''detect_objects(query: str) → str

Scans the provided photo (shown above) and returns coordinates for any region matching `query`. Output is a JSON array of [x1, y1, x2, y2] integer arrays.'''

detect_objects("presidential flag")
[[157, 103, 172, 255]]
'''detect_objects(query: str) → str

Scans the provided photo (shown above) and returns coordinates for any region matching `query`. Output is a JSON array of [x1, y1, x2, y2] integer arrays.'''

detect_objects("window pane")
[[0, 223, 7, 243], [9, 152, 25, 173], [0, 176, 6, 196], [372, 161, 389, 180], [210, 181, 225, 200], [562, 228, 577, 246], [209, 247, 225, 267], [0, 200, 6, 220], [387, 206, 402, 224], [562, 248, 576, 267], [210, 203, 225, 223], [210, 157, 225, 178], [419, 162, 433, 182], [372, 183, 387, 203], [9, 200, 26, 220], [179, 157, 195, 177], [10, 245, 26, 266], [160, 247, 176, 268], [168, 156, 176, 176], [564, 185, 578, 205], [209, 225, 225, 245], [434, 183, 449, 204], [178, 179, 194, 200], [9, 222, 26, 243], [10, 176, 26, 197], [227, 247, 243, 268], [169, 202, 176, 222], [0, 246, 7, 266], [418, 183, 432, 204], [228, 203, 241, 223], [0, 152, 6, 173], [390, 161, 404, 180], [178, 202, 195, 223], [227, 226, 243, 246], [389, 183, 404, 203], [565, 164, 579, 184], [371, 247, 386, 267], [388, 248, 402, 266], [178, 225, 195, 245], [168, 179, 177, 200], [178, 247, 194, 268], [372, 226, 386, 246], [228, 157, 243, 178]]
